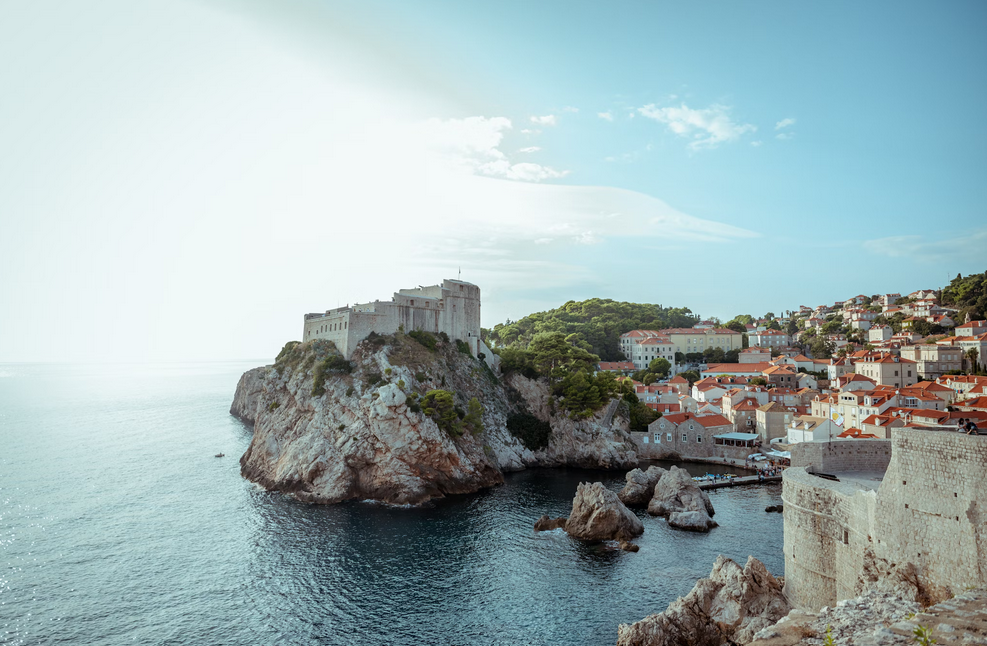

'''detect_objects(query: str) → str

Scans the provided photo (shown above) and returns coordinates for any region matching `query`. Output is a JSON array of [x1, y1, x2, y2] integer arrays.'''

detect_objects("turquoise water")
[[0, 363, 783, 645]]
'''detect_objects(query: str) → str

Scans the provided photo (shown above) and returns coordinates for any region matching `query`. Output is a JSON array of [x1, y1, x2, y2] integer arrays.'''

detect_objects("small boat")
[[215, 453, 225, 458]]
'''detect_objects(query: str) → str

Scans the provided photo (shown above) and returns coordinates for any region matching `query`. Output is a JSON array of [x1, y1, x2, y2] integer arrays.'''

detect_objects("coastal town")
[[598, 288, 987, 468]]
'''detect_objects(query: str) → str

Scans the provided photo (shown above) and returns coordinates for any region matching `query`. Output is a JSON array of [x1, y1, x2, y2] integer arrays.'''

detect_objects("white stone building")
[[303, 279, 496, 366]]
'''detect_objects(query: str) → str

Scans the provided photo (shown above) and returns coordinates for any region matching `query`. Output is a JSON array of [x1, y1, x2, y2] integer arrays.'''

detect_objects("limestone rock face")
[[565, 482, 644, 542], [619, 466, 668, 507], [491, 374, 639, 472], [647, 466, 716, 531], [617, 555, 790, 646], [232, 339, 640, 506]]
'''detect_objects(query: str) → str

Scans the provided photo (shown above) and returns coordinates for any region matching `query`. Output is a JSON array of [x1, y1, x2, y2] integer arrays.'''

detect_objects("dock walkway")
[[696, 474, 782, 490]]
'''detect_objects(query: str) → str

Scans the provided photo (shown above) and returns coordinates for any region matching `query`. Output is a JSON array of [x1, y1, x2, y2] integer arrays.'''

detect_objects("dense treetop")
[[941, 271, 987, 323], [483, 298, 699, 361]]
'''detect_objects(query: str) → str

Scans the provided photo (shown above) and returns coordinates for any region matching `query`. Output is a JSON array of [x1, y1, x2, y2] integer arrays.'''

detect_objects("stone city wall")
[[782, 467, 877, 609], [790, 439, 891, 474], [873, 429, 987, 595], [783, 431, 987, 610]]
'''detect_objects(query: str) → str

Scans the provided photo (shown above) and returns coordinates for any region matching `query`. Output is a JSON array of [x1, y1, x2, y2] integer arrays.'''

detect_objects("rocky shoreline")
[[231, 337, 640, 506]]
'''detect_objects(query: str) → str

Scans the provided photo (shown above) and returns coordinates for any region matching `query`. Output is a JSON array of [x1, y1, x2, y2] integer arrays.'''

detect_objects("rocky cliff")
[[231, 336, 638, 505]]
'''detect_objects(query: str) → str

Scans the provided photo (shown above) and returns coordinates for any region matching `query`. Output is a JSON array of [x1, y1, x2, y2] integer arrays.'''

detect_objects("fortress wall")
[[303, 311, 353, 356], [302, 279, 485, 364], [783, 431, 987, 610], [782, 468, 877, 609], [873, 430, 987, 592], [791, 440, 892, 473]]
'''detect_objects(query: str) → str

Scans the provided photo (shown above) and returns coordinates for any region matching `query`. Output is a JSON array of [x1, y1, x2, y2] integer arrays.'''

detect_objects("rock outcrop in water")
[[619, 466, 668, 507], [564, 482, 644, 542], [533, 515, 568, 532], [616, 555, 790, 646], [647, 466, 717, 532], [231, 337, 639, 505]]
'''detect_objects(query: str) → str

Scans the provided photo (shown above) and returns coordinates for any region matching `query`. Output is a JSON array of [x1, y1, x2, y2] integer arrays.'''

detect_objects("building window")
[[643, 437, 649, 444], [667, 433, 672, 442], [682, 434, 688, 443], [697, 435, 702, 443]]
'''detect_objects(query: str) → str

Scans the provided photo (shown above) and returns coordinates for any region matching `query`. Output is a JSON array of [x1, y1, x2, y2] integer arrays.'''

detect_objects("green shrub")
[[364, 332, 387, 350], [267, 401, 281, 412], [397, 379, 406, 389], [415, 372, 427, 382], [311, 354, 354, 396], [385, 367, 392, 376], [346, 386, 355, 397], [366, 372, 383, 387], [438, 331, 450, 343], [456, 339, 472, 356], [463, 397, 484, 435], [422, 389, 463, 437], [408, 330, 438, 351], [276, 341, 301, 363], [507, 412, 552, 451]]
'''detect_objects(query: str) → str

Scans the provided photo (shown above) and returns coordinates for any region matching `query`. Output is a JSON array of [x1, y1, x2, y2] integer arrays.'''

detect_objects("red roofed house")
[[617, 330, 676, 371], [753, 329, 791, 348], [854, 354, 918, 388], [955, 397, 987, 413], [668, 374, 690, 395], [642, 412, 750, 462], [597, 361, 636, 376], [955, 321, 987, 337], [700, 363, 774, 378], [763, 365, 799, 389], [740, 347, 771, 363]]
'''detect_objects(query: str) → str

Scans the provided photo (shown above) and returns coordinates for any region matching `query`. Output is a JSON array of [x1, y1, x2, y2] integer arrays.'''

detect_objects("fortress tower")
[[302, 279, 494, 367]]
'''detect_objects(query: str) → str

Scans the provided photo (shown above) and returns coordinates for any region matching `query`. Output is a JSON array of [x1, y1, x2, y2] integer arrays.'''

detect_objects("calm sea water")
[[0, 362, 783, 646]]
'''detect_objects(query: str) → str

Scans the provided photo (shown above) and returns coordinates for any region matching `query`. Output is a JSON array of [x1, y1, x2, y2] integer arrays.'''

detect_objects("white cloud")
[[862, 230, 987, 262], [750, 140, 763, 147], [775, 118, 796, 130], [520, 128, 540, 135], [420, 116, 568, 182], [530, 114, 557, 126], [637, 103, 756, 150], [598, 111, 613, 122], [775, 132, 794, 141], [518, 146, 541, 153]]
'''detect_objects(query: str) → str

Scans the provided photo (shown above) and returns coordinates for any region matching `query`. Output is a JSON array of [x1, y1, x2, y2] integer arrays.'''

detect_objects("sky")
[[1, 0, 985, 363]]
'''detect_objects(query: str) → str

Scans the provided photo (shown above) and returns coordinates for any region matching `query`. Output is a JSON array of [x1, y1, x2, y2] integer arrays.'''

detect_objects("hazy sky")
[[2, 0, 986, 363]]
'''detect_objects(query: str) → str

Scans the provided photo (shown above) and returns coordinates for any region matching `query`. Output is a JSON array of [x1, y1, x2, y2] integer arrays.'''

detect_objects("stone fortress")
[[303, 278, 499, 370], [782, 429, 987, 610]]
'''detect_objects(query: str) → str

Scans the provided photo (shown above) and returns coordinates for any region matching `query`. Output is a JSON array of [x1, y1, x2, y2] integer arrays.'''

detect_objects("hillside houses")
[[610, 281, 984, 464]]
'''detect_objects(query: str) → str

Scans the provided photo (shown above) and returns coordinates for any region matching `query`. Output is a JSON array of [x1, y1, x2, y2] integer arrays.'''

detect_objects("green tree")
[[749, 376, 767, 386], [809, 337, 835, 360], [968, 348, 980, 374], [528, 332, 600, 381], [462, 397, 485, 435], [648, 357, 671, 378], [768, 320, 782, 331], [724, 320, 746, 334], [422, 390, 462, 437], [679, 369, 700, 386]]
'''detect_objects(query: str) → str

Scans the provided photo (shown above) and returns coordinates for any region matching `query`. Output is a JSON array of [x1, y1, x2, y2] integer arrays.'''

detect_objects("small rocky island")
[[231, 334, 639, 505]]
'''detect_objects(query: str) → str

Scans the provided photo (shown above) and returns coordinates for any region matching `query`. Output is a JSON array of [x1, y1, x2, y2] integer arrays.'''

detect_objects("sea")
[[0, 362, 784, 646]]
